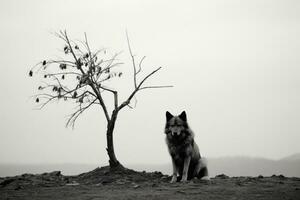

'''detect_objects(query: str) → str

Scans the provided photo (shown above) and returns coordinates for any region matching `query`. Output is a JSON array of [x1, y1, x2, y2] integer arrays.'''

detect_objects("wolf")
[[165, 111, 208, 183]]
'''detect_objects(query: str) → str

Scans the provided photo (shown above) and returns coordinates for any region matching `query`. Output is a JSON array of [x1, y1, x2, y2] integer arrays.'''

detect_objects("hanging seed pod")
[[44, 75, 47, 78], [73, 91, 77, 98], [79, 96, 84, 103], [42, 60, 46, 66], [74, 45, 79, 50], [62, 75, 65, 80], [64, 46, 69, 54], [52, 86, 58, 92], [36, 98, 39, 103], [29, 70, 33, 77], [76, 59, 83, 69], [59, 63, 67, 70], [118, 72, 123, 77], [38, 86, 43, 90]]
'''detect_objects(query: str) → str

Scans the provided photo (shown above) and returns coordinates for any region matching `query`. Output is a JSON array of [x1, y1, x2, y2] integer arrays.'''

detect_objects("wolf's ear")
[[179, 111, 187, 121], [166, 111, 173, 121]]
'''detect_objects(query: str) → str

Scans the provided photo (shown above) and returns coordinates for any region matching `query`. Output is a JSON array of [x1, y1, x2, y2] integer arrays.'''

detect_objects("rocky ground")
[[1, 166, 300, 200]]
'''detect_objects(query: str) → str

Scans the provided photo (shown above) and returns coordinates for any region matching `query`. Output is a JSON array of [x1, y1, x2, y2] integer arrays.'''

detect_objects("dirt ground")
[[1, 167, 300, 200]]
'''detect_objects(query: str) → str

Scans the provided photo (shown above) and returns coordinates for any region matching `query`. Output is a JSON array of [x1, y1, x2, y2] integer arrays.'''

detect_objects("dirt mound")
[[0, 166, 170, 190], [76, 165, 169, 185], [0, 171, 70, 190]]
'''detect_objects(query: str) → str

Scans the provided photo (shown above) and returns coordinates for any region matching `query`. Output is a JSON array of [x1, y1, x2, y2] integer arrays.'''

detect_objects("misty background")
[[1, 0, 300, 177]]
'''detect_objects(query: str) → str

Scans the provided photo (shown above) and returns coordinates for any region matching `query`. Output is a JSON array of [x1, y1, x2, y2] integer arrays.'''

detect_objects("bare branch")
[[126, 31, 137, 88], [118, 67, 163, 110], [89, 83, 110, 122], [99, 85, 118, 110], [66, 98, 97, 128], [137, 56, 146, 74], [139, 85, 173, 91]]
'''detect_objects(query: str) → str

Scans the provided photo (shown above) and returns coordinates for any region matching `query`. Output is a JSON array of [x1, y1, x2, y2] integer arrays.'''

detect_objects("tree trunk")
[[106, 110, 122, 168]]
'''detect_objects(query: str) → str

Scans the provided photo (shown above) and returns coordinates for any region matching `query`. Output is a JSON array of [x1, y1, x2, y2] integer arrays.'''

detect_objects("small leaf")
[[52, 86, 58, 92], [38, 86, 43, 90], [59, 63, 67, 70], [74, 45, 79, 50], [76, 59, 83, 69], [64, 46, 69, 54], [73, 91, 77, 98], [79, 96, 84, 103], [29, 70, 33, 77], [118, 72, 123, 77], [44, 75, 47, 78]]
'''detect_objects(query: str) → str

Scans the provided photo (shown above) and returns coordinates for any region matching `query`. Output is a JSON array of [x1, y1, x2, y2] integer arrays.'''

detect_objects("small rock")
[[154, 171, 162, 176], [258, 175, 263, 179], [49, 171, 61, 176], [215, 174, 229, 179], [278, 174, 285, 179], [236, 181, 242, 186], [151, 183, 158, 187], [100, 177, 113, 184]]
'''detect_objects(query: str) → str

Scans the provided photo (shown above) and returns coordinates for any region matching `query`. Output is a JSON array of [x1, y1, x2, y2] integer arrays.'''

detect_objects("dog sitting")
[[164, 111, 208, 182]]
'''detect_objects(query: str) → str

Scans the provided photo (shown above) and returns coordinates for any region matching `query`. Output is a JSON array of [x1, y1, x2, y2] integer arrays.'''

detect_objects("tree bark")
[[106, 110, 122, 168]]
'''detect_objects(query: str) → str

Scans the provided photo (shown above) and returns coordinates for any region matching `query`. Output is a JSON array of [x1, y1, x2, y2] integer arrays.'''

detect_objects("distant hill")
[[1, 154, 300, 177], [207, 156, 300, 177], [280, 153, 300, 161], [129, 155, 300, 178]]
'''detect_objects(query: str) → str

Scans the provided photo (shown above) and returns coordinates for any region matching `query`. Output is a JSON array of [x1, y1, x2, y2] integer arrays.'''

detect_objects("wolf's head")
[[165, 111, 190, 139]]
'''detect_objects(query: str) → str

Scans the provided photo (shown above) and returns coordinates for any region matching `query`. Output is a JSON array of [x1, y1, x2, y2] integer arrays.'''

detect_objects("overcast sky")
[[0, 0, 300, 166]]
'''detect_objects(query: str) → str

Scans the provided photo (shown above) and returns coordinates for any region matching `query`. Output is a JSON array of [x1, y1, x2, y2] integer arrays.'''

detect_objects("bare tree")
[[29, 30, 172, 168]]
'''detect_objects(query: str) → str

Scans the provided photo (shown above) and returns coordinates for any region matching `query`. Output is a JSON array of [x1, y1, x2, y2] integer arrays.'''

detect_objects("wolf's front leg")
[[170, 158, 178, 183], [181, 156, 191, 182]]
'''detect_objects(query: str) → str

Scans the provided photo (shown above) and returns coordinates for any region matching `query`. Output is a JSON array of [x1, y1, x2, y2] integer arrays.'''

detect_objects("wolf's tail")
[[198, 157, 209, 180]]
